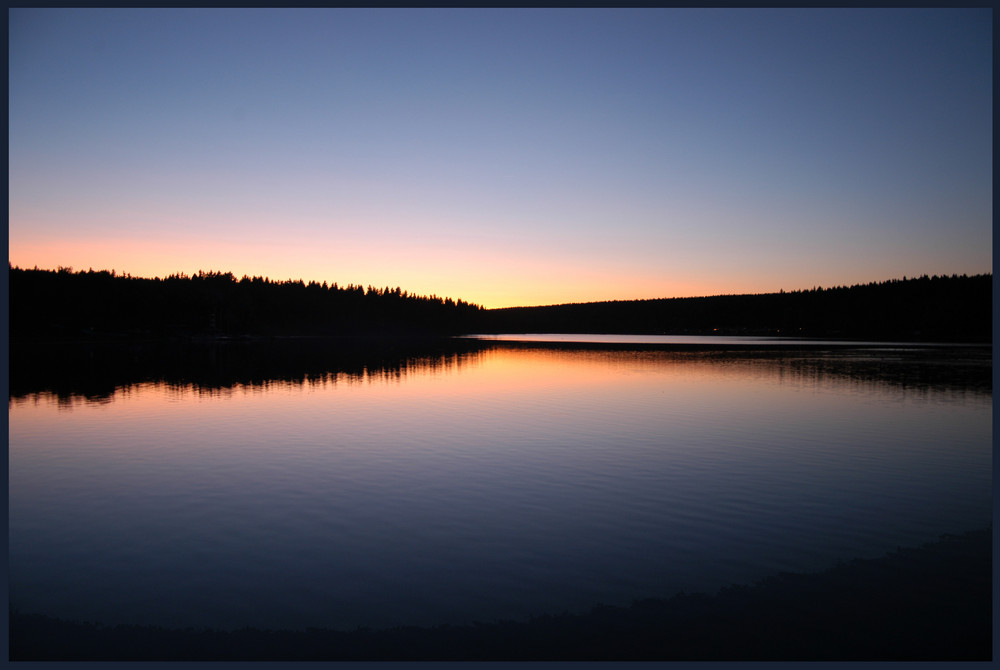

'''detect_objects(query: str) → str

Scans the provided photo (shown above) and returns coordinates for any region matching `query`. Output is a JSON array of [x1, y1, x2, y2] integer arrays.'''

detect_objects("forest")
[[482, 273, 993, 342], [8, 266, 992, 342], [9, 266, 484, 340]]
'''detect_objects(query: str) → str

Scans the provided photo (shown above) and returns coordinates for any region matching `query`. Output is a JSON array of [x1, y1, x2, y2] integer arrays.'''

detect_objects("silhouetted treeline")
[[9, 267, 992, 342], [483, 274, 992, 342], [10, 528, 990, 660], [9, 266, 483, 340]]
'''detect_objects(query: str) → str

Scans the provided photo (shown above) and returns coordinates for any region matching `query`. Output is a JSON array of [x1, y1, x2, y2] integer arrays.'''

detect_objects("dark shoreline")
[[9, 528, 991, 661]]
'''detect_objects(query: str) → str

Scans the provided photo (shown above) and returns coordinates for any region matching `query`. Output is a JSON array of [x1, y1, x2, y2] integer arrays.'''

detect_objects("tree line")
[[9, 266, 484, 340], [9, 266, 991, 342], [481, 274, 992, 342]]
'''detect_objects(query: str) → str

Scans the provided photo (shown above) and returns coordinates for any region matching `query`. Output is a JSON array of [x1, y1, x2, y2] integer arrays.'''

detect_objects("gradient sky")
[[9, 8, 992, 308]]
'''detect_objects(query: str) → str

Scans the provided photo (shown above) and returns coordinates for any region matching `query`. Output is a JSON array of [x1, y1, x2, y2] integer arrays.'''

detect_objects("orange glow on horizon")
[[10, 234, 976, 310], [7, 241, 722, 308]]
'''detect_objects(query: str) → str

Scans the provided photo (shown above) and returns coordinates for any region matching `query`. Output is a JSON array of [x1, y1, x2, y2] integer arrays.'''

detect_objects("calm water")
[[8, 337, 992, 631]]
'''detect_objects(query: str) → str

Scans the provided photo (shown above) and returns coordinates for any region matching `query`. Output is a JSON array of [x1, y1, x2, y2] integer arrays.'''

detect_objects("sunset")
[[9, 8, 992, 662], [8, 8, 991, 307]]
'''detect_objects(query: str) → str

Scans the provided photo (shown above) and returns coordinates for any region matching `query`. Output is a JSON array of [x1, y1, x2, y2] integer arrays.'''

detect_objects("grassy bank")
[[9, 528, 991, 661]]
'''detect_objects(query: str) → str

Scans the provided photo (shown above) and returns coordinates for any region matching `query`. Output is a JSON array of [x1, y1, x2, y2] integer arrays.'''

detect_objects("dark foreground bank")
[[9, 529, 991, 661]]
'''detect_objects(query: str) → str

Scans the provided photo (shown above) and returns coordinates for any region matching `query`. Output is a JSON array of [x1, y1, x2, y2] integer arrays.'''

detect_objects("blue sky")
[[9, 8, 992, 307]]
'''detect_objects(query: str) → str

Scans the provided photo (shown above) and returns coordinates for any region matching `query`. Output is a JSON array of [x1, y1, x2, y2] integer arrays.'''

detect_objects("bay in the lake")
[[8, 335, 992, 632]]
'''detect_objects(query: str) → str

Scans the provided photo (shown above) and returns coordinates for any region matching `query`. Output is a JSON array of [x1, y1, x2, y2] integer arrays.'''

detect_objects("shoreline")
[[9, 528, 991, 661]]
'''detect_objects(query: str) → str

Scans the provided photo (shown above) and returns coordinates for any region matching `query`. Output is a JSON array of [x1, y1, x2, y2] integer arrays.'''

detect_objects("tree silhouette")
[[9, 265, 990, 342], [9, 265, 485, 340]]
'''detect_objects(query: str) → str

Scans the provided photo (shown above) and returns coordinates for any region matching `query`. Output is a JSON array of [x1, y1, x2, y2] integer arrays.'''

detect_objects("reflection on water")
[[10, 336, 991, 404], [9, 336, 491, 405], [8, 338, 992, 632]]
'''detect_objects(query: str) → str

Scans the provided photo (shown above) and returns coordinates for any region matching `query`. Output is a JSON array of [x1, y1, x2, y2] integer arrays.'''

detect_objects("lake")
[[8, 335, 992, 632]]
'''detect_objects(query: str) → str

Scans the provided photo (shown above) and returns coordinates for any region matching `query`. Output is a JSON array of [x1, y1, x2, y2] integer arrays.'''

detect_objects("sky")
[[8, 8, 993, 308]]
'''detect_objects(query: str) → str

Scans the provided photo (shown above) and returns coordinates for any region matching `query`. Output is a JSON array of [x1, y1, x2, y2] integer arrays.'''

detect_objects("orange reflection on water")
[[10, 345, 988, 462]]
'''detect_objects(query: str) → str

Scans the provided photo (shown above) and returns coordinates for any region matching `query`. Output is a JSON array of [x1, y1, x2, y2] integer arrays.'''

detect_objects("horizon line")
[[9, 264, 990, 312]]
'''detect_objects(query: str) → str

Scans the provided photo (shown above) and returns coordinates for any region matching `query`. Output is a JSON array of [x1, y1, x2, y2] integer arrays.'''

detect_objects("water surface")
[[8, 339, 991, 632]]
